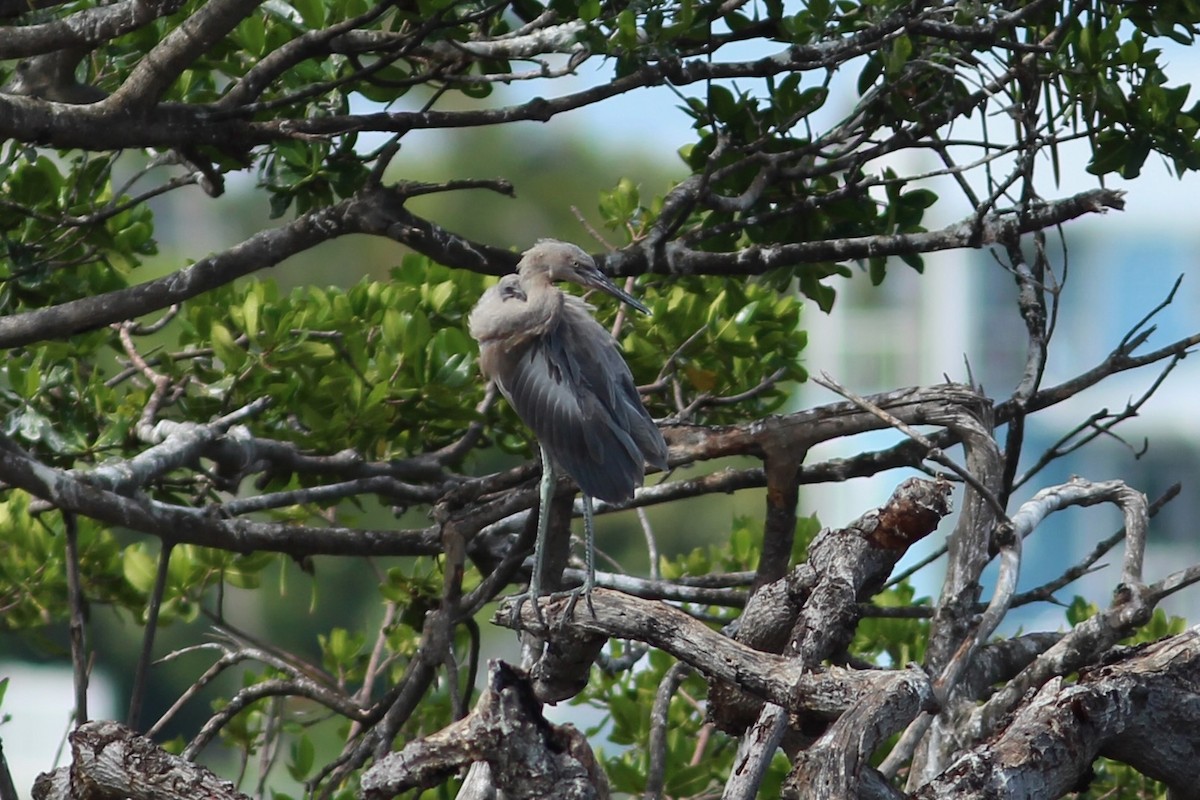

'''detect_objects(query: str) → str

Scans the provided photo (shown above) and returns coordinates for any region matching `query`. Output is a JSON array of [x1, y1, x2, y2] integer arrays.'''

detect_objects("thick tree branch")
[[604, 189, 1125, 277], [917, 629, 1200, 799], [361, 661, 607, 800], [0, 185, 510, 349], [104, 0, 265, 109], [0, 433, 442, 558], [0, 0, 182, 58], [785, 669, 935, 798], [720, 476, 952, 795], [497, 588, 932, 719]]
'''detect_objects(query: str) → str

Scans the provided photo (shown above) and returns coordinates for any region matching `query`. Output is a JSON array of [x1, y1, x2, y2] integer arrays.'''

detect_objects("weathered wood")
[[361, 660, 606, 800], [32, 721, 248, 800], [915, 628, 1200, 799]]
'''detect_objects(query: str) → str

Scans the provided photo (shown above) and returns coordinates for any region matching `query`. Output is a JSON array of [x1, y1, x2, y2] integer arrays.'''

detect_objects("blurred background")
[[4, 38, 1200, 797]]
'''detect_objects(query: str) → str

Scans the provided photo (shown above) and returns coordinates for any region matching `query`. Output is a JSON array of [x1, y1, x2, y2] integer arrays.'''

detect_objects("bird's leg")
[[520, 443, 557, 626], [563, 493, 599, 620], [581, 493, 598, 616]]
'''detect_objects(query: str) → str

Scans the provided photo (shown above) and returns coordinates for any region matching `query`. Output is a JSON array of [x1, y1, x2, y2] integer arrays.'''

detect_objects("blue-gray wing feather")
[[491, 300, 667, 502]]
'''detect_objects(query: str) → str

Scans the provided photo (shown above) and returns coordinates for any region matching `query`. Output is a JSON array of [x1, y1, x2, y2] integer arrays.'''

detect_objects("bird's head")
[[517, 239, 650, 314]]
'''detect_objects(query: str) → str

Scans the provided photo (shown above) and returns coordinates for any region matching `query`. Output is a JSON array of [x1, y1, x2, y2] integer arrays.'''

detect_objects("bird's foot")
[[508, 590, 547, 628], [509, 584, 596, 629], [561, 585, 597, 621]]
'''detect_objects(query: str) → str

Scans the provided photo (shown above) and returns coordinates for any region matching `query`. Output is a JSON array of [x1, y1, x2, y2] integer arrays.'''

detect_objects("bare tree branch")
[[0, 0, 182, 59]]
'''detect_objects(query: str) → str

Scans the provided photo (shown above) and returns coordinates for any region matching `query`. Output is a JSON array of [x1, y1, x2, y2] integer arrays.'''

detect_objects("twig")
[[183, 678, 368, 760], [458, 617, 481, 721], [886, 543, 947, 587], [644, 661, 692, 800], [354, 601, 398, 713], [255, 698, 285, 798], [998, 233, 1050, 504], [63, 512, 89, 726], [675, 367, 789, 421], [1118, 274, 1183, 353], [127, 542, 173, 730], [649, 324, 709, 387], [435, 382, 499, 464], [638, 506, 660, 582], [571, 204, 614, 252], [813, 372, 1009, 522], [1014, 352, 1182, 491], [115, 320, 173, 437], [1010, 484, 1179, 608]]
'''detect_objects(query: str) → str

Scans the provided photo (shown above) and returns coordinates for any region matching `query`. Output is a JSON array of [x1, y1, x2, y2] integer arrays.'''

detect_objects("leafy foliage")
[[0, 0, 1198, 797]]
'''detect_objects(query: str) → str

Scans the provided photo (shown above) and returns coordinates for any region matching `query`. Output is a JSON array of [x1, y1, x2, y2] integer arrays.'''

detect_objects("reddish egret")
[[469, 240, 668, 614]]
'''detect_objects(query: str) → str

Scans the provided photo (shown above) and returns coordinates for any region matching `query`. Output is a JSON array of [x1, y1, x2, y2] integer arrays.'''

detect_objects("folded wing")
[[489, 297, 667, 503]]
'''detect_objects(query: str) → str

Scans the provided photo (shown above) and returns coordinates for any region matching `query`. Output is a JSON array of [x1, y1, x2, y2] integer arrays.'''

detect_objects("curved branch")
[[497, 588, 932, 720], [0, 193, 362, 347], [604, 189, 1125, 278], [0, 185, 512, 349], [922, 629, 1200, 799], [218, 1, 394, 108], [183, 678, 368, 759]]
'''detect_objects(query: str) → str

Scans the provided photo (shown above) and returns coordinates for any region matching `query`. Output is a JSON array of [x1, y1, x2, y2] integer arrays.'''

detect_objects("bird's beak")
[[588, 271, 651, 315]]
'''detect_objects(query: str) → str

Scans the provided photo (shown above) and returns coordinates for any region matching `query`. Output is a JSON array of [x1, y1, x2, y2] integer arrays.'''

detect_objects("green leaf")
[[1067, 596, 1098, 626], [242, 289, 261, 340], [122, 546, 158, 594], [210, 322, 247, 370], [290, 0, 325, 28], [857, 53, 883, 94], [707, 85, 737, 121], [885, 35, 913, 77], [288, 735, 315, 781], [236, 14, 266, 56]]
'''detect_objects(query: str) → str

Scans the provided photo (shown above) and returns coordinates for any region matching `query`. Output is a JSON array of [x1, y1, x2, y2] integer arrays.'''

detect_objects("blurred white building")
[[798, 220, 1200, 626]]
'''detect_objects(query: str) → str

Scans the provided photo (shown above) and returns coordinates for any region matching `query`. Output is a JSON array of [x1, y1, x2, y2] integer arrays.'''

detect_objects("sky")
[[493, 37, 1200, 231]]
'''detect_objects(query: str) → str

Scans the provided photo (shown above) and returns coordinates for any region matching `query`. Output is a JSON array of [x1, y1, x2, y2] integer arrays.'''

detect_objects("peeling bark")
[[32, 721, 248, 800], [361, 661, 607, 800], [916, 629, 1200, 799]]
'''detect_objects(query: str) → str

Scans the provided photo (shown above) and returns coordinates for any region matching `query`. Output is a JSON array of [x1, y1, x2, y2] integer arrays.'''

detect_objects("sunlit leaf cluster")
[[172, 256, 486, 459], [0, 499, 140, 631]]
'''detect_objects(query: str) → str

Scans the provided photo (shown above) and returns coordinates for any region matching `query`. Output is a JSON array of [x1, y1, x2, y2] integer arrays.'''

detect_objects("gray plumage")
[[469, 240, 667, 502]]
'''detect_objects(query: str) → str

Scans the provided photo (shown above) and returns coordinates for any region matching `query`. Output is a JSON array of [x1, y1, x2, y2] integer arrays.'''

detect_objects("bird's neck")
[[518, 276, 563, 333], [472, 275, 562, 345]]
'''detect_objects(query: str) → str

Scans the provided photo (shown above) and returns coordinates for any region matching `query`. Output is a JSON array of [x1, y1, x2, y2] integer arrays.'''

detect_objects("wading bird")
[[469, 240, 668, 614]]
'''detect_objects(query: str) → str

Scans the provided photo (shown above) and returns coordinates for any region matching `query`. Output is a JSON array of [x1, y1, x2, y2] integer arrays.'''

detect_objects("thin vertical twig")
[[127, 543, 174, 729], [63, 512, 89, 725], [637, 506, 661, 582], [643, 661, 692, 800]]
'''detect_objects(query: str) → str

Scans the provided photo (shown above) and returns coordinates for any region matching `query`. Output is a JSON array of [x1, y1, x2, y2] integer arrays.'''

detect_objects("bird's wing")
[[557, 300, 668, 471], [492, 300, 664, 502]]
